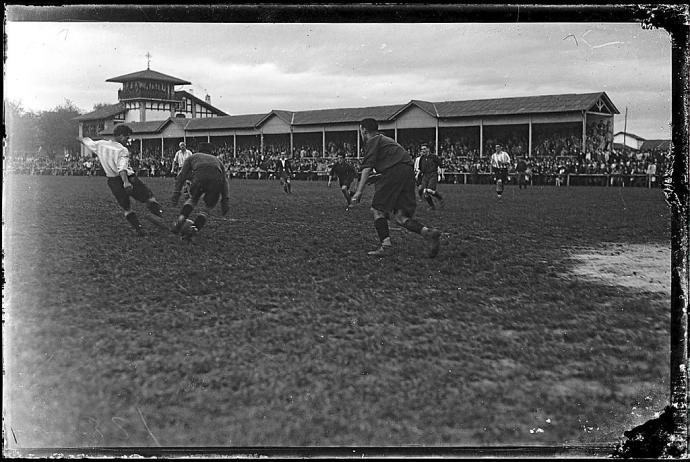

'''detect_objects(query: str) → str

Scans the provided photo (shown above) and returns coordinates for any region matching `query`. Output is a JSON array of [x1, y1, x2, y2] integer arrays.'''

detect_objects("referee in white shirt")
[[173, 142, 193, 174], [173, 142, 194, 198], [490, 143, 511, 199], [80, 124, 164, 235]]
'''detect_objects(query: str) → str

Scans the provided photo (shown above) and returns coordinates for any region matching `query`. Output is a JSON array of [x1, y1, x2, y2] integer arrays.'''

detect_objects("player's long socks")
[[180, 203, 194, 218], [425, 194, 435, 209], [374, 217, 391, 246], [431, 191, 444, 201], [124, 211, 143, 231], [146, 198, 163, 216], [194, 210, 209, 230], [342, 188, 351, 205]]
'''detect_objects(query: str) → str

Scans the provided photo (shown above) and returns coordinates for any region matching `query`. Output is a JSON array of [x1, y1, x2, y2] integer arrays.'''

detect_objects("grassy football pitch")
[[3, 175, 671, 449]]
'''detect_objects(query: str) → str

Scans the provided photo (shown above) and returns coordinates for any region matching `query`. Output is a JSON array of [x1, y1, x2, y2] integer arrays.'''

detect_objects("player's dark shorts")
[[493, 168, 509, 183], [338, 175, 355, 188], [419, 172, 438, 191], [372, 162, 417, 217], [107, 174, 153, 209], [189, 166, 225, 208], [279, 172, 291, 181]]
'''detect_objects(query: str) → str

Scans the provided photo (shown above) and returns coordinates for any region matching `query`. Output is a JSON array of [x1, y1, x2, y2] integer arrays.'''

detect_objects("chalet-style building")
[[75, 68, 227, 157]]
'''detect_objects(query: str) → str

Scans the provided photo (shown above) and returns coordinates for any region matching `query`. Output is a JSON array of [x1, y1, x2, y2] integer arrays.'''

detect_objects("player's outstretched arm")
[[351, 167, 373, 204]]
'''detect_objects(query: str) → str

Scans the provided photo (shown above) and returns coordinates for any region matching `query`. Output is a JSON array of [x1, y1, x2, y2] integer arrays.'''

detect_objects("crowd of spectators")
[[6, 124, 670, 188]]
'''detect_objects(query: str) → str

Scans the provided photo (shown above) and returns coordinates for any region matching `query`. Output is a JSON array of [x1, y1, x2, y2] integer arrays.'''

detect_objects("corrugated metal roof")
[[99, 119, 172, 136], [84, 92, 619, 135], [292, 104, 405, 125], [74, 103, 125, 121], [433, 92, 618, 118], [185, 113, 267, 131], [106, 69, 191, 85], [640, 140, 671, 151]]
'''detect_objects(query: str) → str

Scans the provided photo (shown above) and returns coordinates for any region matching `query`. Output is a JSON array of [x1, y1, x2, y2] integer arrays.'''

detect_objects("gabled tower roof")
[[106, 69, 191, 85]]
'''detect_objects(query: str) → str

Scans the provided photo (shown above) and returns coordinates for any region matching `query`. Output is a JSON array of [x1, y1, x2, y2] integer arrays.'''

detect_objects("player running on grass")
[[79, 124, 164, 236], [275, 153, 293, 194], [490, 143, 511, 200], [415, 144, 445, 210], [351, 118, 441, 258], [171, 142, 230, 239], [328, 151, 359, 206]]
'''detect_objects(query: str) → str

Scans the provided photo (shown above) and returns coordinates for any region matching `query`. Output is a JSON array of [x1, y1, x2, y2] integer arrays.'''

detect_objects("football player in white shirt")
[[490, 143, 511, 199], [80, 124, 164, 235]]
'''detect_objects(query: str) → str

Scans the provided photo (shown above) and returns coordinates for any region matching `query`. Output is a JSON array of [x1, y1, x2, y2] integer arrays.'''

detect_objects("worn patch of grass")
[[3, 176, 670, 448]]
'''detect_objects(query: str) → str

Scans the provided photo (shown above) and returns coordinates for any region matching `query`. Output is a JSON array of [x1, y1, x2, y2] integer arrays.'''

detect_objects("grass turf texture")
[[3, 176, 670, 448]]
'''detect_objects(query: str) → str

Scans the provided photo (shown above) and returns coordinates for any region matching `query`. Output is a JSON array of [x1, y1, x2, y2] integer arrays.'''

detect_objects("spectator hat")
[[179, 142, 186, 147]]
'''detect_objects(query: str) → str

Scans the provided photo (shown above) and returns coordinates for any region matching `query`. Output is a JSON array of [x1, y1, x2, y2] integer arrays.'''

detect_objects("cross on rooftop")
[[145, 52, 152, 70]]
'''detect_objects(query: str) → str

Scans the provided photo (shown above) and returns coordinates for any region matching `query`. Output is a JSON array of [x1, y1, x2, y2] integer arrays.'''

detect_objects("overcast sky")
[[5, 20, 672, 139]]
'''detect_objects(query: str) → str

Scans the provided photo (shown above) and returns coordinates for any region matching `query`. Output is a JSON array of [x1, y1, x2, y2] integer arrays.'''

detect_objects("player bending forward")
[[328, 152, 359, 206], [351, 118, 441, 258], [80, 124, 164, 236], [171, 142, 230, 240]]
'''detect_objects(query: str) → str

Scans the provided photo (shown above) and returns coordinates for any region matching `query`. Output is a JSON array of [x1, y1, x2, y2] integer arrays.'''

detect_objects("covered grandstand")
[[97, 92, 619, 160]]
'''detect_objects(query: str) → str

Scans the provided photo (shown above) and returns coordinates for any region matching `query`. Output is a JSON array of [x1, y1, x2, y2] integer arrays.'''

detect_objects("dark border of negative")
[[3, 3, 688, 460]]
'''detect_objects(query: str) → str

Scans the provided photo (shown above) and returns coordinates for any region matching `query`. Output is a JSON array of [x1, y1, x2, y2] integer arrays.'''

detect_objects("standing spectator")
[[351, 118, 441, 258], [646, 161, 657, 188], [490, 143, 511, 200], [79, 124, 164, 236]]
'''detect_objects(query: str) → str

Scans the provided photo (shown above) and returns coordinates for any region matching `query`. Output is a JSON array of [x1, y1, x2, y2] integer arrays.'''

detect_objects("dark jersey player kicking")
[[350, 118, 441, 258]]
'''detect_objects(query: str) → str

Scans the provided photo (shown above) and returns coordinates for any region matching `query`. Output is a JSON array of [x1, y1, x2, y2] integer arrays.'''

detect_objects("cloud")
[[3, 21, 673, 139]]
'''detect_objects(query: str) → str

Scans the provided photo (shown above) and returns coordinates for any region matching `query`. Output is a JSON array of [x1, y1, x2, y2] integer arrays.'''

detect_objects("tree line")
[[4, 99, 109, 160]]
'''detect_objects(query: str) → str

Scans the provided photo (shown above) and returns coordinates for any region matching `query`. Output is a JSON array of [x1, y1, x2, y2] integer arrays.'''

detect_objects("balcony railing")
[[118, 89, 179, 102]]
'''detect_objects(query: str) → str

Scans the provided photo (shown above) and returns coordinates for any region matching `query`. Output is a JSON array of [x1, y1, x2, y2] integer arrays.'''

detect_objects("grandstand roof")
[[291, 104, 405, 125], [74, 103, 125, 121], [106, 69, 191, 85], [184, 113, 267, 131], [99, 118, 181, 136], [640, 139, 671, 151], [427, 92, 619, 118], [614, 131, 646, 141], [256, 110, 294, 127], [81, 91, 620, 135]]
